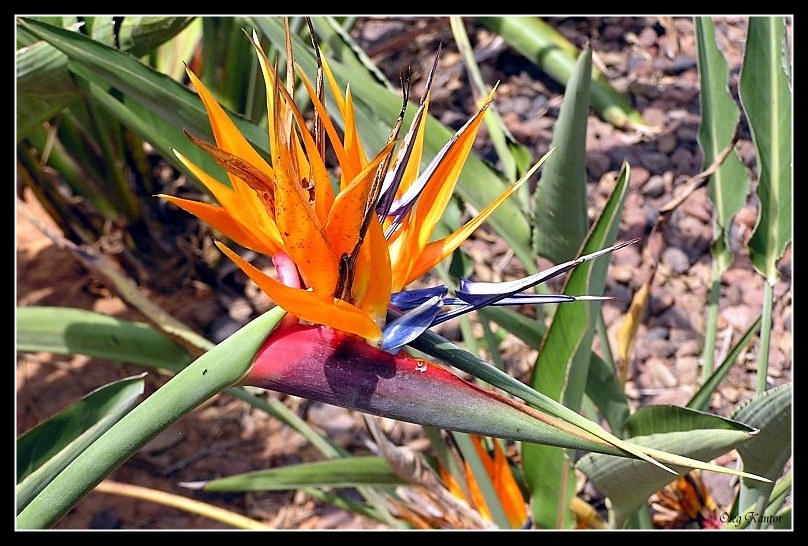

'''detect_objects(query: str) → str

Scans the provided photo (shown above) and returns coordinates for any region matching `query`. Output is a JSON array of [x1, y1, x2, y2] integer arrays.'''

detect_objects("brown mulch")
[[16, 16, 791, 529]]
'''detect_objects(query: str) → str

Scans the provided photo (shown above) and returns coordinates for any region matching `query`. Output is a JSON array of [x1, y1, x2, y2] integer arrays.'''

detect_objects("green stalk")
[[725, 470, 791, 529], [16, 307, 286, 529], [201, 18, 222, 94], [25, 124, 118, 217], [701, 263, 722, 383], [756, 282, 774, 394], [480, 319, 505, 372], [596, 309, 615, 370], [83, 99, 141, 220]]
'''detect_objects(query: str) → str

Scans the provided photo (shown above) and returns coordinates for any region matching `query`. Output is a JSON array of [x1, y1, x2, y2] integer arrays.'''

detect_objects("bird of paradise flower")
[[160, 30, 618, 354]]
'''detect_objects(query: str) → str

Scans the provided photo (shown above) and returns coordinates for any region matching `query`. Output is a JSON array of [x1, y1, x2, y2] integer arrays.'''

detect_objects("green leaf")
[[117, 17, 196, 58], [16, 375, 145, 512], [203, 456, 405, 492], [16, 41, 83, 141], [477, 306, 544, 347], [252, 16, 536, 269], [16, 306, 287, 529], [522, 163, 629, 528], [84, 16, 116, 47], [308, 16, 394, 91], [695, 17, 750, 274], [577, 405, 758, 528], [585, 353, 630, 438], [16, 17, 198, 142], [16, 307, 192, 372], [687, 315, 761, 412], [478, 16, 644, 129], [730, 384, 792, 519], [150, 18, 202, 81], [739, 17, 792, 286], [532, 48, 591, 264], [17, 17, 266, 182]]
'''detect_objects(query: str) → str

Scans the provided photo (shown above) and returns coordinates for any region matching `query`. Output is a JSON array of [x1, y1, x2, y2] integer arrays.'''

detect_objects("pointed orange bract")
[[216, 242, 382, 342], [159, 195, 279, 256], [186, 70, 273, 182], [273, 142, 339, 295], [403, 154, 546, 285], [324, 141, 396, 261], [340, 87, 367, 187], [411, 94, 494, 253], [354, 217, 392, 326], [469, 435, 527, 528]]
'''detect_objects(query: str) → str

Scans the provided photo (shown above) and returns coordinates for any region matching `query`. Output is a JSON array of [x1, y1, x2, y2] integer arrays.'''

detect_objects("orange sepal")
[[216, 241, 382, 342], [159, 195, 280, 256]]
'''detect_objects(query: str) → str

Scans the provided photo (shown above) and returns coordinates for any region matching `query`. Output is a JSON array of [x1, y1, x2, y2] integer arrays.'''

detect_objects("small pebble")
[[657, 133, 678, 154], [647, 357, 678, 388], [642, 151, 672, 173], [631, 167, 651, 188], [662, 246, 691, 274], [645, 325, 670, 342], [676, 356, 700, 385], [643, 107, 666, 128], [671, 147, 695, 173], [642, 175, 667, 198], [587, 152, 613, 181], [676, 338, 701, 357]]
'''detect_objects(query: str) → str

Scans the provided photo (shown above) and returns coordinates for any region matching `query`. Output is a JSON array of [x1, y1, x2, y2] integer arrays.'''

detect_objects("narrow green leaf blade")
[[17, 306, 191, 372], [578, 405, 758, 528], [203, 456, 405, 492], [532, 48, 591, 264], [731, 383, 792, 514], [585, 353, 630, 438], [450, 16, 533, 185], [695, 16, 751, 274], [739, 16, 792, 285], [523, 162, 629, 528], [116, 16, 196, 58], [16, 375, 145, 511], [477, 305, 544, 347], [687, 315, 761, 412]]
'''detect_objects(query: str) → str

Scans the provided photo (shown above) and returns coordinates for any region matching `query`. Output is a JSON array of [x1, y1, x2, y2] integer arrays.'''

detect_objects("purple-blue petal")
[[390, 286, 449, 311], [381, 295, 444, 353], [386, 110, 485, 219], [458, 240, 636, 297]]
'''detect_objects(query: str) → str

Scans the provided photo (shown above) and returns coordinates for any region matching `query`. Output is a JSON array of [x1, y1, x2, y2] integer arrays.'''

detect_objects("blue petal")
[[390, 286, 449, 311], [458, 240, 636, 296], [381, 295, 444, 353], [431, 241, 636, 326]]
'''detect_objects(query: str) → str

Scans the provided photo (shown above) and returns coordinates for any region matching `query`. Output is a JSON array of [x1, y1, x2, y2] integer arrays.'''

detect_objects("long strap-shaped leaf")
[[740, 16, 792, 287]]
